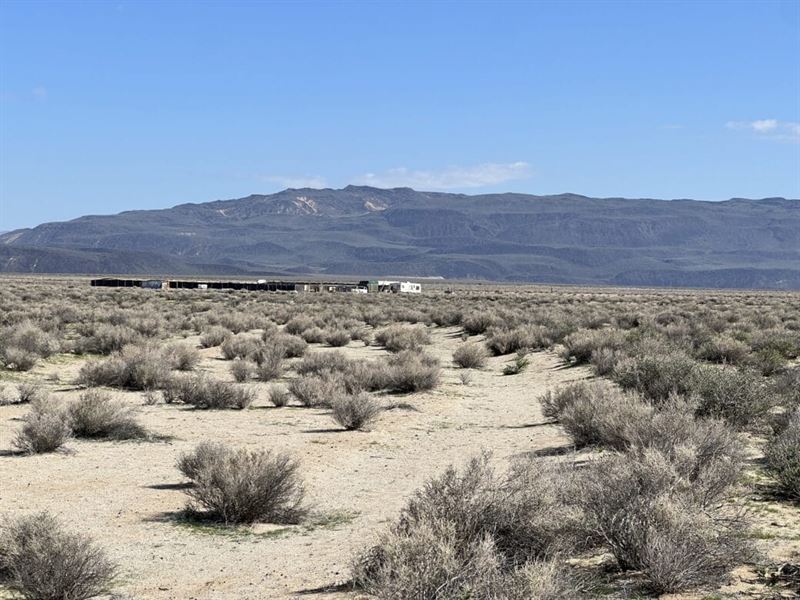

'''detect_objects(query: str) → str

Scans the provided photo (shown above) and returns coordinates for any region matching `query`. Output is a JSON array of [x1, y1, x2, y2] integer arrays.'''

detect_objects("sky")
[[1, 0, 799, 230]]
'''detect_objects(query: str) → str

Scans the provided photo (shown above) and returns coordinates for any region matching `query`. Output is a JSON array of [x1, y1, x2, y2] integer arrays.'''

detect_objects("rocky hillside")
[[2, 187, 799, 289]]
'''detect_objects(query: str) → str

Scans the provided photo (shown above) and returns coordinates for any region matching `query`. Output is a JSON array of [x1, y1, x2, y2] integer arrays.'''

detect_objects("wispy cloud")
[[726, 119, 800, 142], [258, 174, 328, 189], [351, 161, 532, 190]]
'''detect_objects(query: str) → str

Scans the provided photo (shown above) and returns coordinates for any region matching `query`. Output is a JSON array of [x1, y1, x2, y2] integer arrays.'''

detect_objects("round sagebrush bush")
[[452, 343, 489, 369], [67, 389, 147, 440], [229, 358, 255, 382], [539, 380, 652, 450], [268, 385, 291, 407], [178, 443, 307, 524], [300, 326, 326, 344], [559, 328, 627, 365], [765, 412, 800, 499], [689, 365, 772, 430], [199, 326, 232, 348], [325, 329, 351, 347], [375, 324, 431, 353], [384, 351, 441, 392], [220, 333, 263, 361], [163, 341, 201, 371], [0, 512, 116, 600], [331, 393, 381, 431], [612, 347, 700, 402], [13, 398, 71, 454]]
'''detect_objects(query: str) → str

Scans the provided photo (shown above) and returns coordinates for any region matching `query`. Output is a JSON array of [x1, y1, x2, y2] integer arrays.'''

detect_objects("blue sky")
[[1, 0, 798, 230]]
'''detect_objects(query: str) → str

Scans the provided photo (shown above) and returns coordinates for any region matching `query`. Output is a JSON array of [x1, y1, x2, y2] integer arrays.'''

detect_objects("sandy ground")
[[2, 327, 798, 599], [1, 328, 589, 599]]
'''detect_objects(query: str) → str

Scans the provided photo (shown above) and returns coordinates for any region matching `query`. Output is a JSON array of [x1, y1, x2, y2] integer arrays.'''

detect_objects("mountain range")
[[2, 186, 799, 289]]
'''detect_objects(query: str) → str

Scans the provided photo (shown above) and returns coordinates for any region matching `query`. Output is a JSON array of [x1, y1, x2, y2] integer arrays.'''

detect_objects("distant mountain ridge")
[[2, 186, 799, 289]]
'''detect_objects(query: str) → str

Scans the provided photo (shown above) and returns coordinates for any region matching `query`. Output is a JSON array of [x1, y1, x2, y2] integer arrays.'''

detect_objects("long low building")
[[89, 278, 422, 293]]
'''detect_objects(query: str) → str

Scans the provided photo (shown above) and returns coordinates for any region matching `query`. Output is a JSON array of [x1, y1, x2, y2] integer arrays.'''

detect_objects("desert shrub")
[[461, 311, 504, 335], [229, 358, 255, 382], [325, 329, 351, 347], [589, 347, 620, 376], [765, 411, 800, 499], [613, 347, 699, 402], [2, 347, 39, 371], [288, 374, 343, 407], [560, 328, 627, 364], [76, 323, 141, 355], [352, 454, 584, 599], [502, 350, 530, 375], [268, 385, 291, 407], [284, 316, 314, 335], [749, 348, 787, 376], [353, 328, 374, 346], [13, 398, 71, 454], [163, 342, 200, 371], [375, 325, 431, 353], [540, 380, 652, 449], [690, 365, 772, 429], [697, 334, 750, 365], [295, 351, 352, 376], [384, 351, 440, 392], [15, 383, 47, 405], [199, 326, 231, 348], [273, 333, 307, 357], [252, 346, 284, 382], [162, 374, 254, 409], [331, 393, 381, 430], [452, 343, 488, 369], [77, 345, 169, 390], [67, 389, 147, 440], [0, 321, 59, 359], [0, 512, 116, 600], [486, 325, 550, 356], [300, 326, 326, 344], [580, 449, 753, 593], [220, 333, 263, 361], [178, 443, 306, 524]]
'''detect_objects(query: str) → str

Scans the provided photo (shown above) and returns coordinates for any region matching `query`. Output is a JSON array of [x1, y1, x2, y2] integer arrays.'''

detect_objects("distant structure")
[[90, 277, 422, 293]]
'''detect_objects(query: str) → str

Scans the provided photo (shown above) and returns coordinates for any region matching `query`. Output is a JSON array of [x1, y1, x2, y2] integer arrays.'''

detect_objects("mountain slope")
[[2, 187, 799, 289]]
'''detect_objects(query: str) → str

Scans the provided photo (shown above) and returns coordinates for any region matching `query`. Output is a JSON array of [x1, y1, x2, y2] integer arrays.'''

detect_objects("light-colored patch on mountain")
[[364, 199, 388, 212], [1, 231, 24, 244], [293, 196, 319, 215]]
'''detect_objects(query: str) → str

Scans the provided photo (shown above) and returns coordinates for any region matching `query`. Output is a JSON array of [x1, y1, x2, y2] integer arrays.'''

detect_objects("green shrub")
[[375, 325, 431, 353], [163, 342, 201, 371], [229, 358, 255, 382], [325, 329, 351, 347], [77, 345, 169, 390], [690, 365, 772, 429]]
